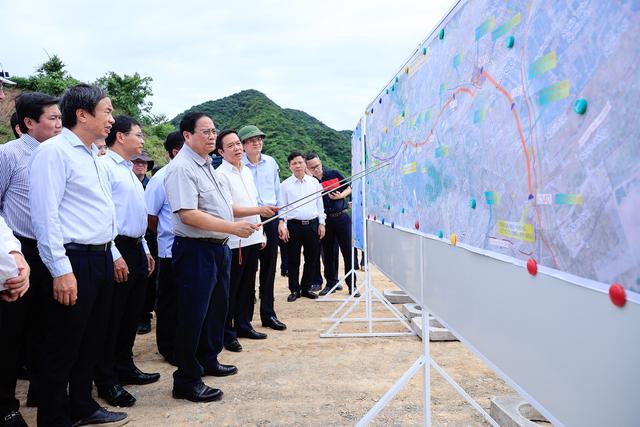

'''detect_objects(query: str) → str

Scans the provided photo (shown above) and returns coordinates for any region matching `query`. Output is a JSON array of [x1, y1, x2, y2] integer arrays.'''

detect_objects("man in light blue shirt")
[[94, 115, 160, 409], [240, 125, 287, 331], [145, 131, 183, 364], [29, 84, 128, 427]]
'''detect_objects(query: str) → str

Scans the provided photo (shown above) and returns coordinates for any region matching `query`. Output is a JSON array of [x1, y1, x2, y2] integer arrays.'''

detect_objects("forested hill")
[[172, 90, 352, 178]]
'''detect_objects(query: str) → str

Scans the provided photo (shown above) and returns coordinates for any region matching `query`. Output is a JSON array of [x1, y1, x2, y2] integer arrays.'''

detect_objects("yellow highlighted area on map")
[[402, 162, 417, 175], [497, 220, 534, 242], [393, 115, 405, 127]]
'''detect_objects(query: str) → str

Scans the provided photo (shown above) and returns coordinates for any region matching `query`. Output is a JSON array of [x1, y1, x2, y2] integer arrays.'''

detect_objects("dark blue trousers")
[[258, 218, 278, 322], [172, 237, 230, 389], [156, 257, 178, 365], [224, 244, 259, 342], [323, 212, 356, 291]]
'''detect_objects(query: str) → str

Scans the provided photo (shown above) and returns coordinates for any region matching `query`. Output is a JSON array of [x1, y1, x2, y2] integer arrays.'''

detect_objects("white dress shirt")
[[0, 215, 20, 289], [145, 165, 173, 258], [280, 174, 326, 225], [217, 159, 265, 249], [100, 150, 150, 260], [29, 128, 117, 278]]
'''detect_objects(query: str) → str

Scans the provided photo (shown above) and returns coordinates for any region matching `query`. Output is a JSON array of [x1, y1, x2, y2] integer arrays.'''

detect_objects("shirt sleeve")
[[145, 174, 165, 216], [0, 216, 20, 289], [0, 148, 13, 209], [316, 180, 326, 225], [164, 164, 198, 213], [274, 160, 283, 208], [29, 144, 74, 277], [280, 180, 289, 222]]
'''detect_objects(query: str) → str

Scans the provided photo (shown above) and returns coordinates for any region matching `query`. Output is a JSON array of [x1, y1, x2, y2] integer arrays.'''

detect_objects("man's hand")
[[232, 221, 259, 239], [318, 224, 326, 239], [52, 272, 77, 306], [2, 252, 30, 302], [114, 257, 129, 283], [328, 191, 343, 200], [278, 222, 289, 242], [259, 206, 278, 218], [146, 254, 155, 277]]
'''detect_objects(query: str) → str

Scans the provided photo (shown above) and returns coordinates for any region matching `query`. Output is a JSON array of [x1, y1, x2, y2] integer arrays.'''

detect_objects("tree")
[[12, 55, 79, 96], [95, 72, 153, 119]]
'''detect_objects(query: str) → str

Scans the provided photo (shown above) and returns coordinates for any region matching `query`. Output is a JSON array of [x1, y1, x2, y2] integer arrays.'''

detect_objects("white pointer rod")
[[260, 161, 390, 227]]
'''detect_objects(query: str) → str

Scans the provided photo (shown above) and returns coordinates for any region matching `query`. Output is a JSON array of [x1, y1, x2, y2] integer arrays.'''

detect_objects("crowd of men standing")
[[0, 80, 357, 427]]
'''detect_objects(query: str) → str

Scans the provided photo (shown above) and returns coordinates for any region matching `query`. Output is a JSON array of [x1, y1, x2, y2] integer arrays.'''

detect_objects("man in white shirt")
[[215, 130, 277, 352], [0, 216, 29, 298], [278, 151, 326, 302], [94, 115, 160, 409], [29, 84, 128, 426]]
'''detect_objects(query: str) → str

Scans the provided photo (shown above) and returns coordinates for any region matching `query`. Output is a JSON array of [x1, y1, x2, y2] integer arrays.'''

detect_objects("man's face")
[[120, 124, 145, 159], [305, 157, 323, 179], [187, 116, 216, 156], [219, 133, 244, 165], [95, 139, 107, 156], [242, 136, 263, 157], [28, 104, 62, 143], [132, 160, 148, 178], [289, 155, 306, 178], [83, 97, 115, 140]]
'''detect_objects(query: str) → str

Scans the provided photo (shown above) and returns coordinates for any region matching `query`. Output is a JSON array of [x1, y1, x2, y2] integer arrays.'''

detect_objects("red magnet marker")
[[414, 220, 420, 230], [609, 283, 626, 308], [373, 214, 377, 221], [526, 258, 537, 276]]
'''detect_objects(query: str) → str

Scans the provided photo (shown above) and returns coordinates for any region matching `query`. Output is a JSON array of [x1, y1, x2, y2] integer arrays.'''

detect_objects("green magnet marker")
[[438, 230, 444, 239], [401, 208, 405, 214], [422, 47, 427, 55], [574, 98, 588, 115], [439, 28, 445, 40], [470, 198, 477, 209], [506, 35, 515, 48]]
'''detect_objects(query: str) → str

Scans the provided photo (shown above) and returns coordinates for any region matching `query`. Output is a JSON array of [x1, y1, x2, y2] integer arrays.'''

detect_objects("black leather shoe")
[[224, 339, 243, 352], [301, 289, 318, 299], [2, 411, 27, 427], [118, 367, 160, 385], [237, 328, 267, 339], [204, 362, 238, 377], [137, 319, 151, 335], [280, 271, 287, 277], [97, 385, 136, 407], [335, 284, 343, 291], [310, 283, 322, 292], [26, 385, 39, 407], [172, 383, 223, 403], [261, 316, 287, 331], [71, 407, 128, 427], [318, 286, 335, 296], [287, 292, 299, 302]]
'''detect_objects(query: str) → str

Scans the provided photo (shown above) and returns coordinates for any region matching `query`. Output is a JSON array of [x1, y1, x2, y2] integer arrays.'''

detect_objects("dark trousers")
[[258, 218, 278, 322], [287, 219, 320, 293], [94, 238, 148, 387], [313, 243, 338, 287], [140, 231, 157, 322], [172, 237, 230, 389], [323, 213, 356, 291], [0, 237, 49, 416], [37, 249, 114, 427], [224, 244, 259, 342], [278, 238, 288, 275], [156, 257, 178, 364]]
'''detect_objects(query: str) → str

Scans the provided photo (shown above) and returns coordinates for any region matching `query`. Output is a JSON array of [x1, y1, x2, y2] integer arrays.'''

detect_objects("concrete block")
[[489, 396, 550, 427], [401, 303, 421, 319], [383, 289, 414, 304], [411, 317, 458, 342]]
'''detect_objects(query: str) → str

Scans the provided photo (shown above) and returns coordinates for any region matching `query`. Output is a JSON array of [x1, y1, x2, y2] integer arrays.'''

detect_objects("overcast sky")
[[1, 0, 454, 130]]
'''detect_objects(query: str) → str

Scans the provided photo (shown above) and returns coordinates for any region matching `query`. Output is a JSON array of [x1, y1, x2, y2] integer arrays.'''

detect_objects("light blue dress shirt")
[[100, 150, 150, 260], [145, 165, 174, 258], [29, 128, 117, 277], [242, 153, 282, 207]]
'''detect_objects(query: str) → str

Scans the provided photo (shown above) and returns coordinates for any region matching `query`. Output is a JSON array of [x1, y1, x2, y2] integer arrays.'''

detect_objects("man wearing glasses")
[[164, 112, 258, 403], [240, 125, 287, 331]]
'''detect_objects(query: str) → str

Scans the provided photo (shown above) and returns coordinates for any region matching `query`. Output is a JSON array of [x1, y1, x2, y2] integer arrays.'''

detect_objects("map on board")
[[351, 119, 365, 249], [362, 0, 640, 292]]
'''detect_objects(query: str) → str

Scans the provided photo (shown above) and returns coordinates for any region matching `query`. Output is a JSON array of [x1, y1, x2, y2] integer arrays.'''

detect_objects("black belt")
[[327, 209, 348, 218], [114, 235, 143, 245], [64, 242, 111, 252], [15, 235, 38, 248], [288, 218, 319, 226], [185, 236, 229, 245]]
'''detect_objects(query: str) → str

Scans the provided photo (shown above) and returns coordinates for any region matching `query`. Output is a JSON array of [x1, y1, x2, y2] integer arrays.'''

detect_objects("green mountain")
[[172, 90, 352, 178]]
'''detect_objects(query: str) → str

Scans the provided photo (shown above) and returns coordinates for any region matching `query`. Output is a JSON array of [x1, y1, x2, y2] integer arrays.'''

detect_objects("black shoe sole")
[[172, 389, 223, 403]]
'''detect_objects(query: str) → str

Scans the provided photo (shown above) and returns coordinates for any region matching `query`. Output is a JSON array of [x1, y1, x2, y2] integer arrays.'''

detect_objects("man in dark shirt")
[[305, 153, 356, 295]]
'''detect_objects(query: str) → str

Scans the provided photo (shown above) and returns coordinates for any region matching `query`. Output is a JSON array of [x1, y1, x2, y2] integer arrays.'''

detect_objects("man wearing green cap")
[[239, 125, 287, 331]]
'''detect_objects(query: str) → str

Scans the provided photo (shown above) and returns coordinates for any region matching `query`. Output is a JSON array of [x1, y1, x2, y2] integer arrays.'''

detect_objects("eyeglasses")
[[197, 128, 217, 137], [307, 164, 322, 171], [126, 131, 145, 139], [244, 137, 263, 144]]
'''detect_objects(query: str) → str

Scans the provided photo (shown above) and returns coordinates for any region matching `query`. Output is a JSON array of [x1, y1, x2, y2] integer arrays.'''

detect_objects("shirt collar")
[[222, 159, 243, 173], [105, 149, 131, 166], [183, 143, 211, 167], [242, 153, 265, 167], [19, 133, 40, 151], [293, 174, 310, 183]]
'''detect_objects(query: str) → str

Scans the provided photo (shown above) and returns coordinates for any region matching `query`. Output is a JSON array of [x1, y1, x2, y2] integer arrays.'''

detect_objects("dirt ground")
[[16, 264, 516, 426]]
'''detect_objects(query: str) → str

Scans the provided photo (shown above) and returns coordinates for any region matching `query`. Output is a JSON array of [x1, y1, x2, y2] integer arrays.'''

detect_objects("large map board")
[[364, 0, 640, 294], [351, 119, 365, 249]]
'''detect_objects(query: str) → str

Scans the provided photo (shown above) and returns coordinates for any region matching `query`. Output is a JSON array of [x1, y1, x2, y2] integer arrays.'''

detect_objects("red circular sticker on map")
[[609, 283, 626, 307], [526, 258, 537, 276]]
